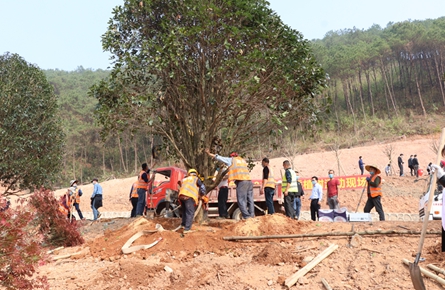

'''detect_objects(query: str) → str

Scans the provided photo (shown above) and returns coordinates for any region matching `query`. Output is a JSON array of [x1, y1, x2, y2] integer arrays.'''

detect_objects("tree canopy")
[[0, 53, 65, 195], [91, 0, 327, 180]]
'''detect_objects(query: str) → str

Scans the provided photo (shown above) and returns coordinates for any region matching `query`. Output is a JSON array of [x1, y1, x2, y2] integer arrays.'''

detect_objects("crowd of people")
[[58, 178, 103, 222], [58, 148, 440, 227]]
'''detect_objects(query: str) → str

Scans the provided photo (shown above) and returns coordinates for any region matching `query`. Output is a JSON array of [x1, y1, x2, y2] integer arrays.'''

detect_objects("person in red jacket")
[[326, 170, 340, 209]]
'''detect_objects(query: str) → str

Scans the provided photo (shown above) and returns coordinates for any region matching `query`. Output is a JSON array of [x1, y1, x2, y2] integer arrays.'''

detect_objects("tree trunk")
[[342, 80, 357, 134], [380, 60, 398, 117], [134, 139, 138, 174], [364, 70, 375, 116], [357, 70, 367, 120], [72, 150, 75, 179], [414, 68, 427, 117], [434, 55, 445, 106], [102, 147, 106, 177], [117, 136, 127, 172]]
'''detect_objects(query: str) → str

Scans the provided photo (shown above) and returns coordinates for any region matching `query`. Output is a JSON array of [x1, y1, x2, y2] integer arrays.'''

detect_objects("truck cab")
[[146, 166, 285, 219], [146, 166, 186, 216]]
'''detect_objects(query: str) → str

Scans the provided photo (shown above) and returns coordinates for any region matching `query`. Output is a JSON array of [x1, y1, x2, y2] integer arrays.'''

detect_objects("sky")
[[1, 0, 444, 71]]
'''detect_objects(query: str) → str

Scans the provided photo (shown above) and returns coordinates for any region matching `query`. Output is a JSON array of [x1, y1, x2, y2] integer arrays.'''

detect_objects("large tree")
[[0, 53, 65, 195], [91, 0, 327, 183]]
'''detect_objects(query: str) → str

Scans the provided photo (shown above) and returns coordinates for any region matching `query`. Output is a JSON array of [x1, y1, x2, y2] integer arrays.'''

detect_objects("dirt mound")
[[230, 214, 307, 236]]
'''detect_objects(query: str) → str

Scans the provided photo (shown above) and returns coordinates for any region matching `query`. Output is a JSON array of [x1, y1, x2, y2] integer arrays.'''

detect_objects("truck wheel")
[[232, 208, 242, 221]]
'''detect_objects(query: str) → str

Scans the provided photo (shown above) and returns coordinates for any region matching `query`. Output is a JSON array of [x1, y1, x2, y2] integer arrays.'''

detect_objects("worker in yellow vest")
[[178, 169, 206, 233], [129, 182, 138, 217], [136, 163, 151, 216], [364, 165, 385, 221], [261, 157, 276, 214], [205, 148, 254, 219], [282, 160, 299, 219]]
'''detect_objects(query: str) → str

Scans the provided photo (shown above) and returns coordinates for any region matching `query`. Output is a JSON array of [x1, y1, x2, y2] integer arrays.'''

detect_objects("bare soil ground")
[[16, 134, 445, 289]]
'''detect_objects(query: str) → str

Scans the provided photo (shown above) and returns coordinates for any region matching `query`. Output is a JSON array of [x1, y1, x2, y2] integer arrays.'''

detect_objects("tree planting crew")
[[282, 160, 298, 219], [215, 167, 229, 219], [326, 170, 340, 210], [261, 157, 276, 215], [136, 163, 150, 216], [205, 148, 254, 219], [91, 178, 103, 221], [178, 169, 206, 234], [129, 182, 138, 218], [364, 165, 385, 221], [358, 156, 365, 175], [69, 179, 84, 220], [408, 155, 414, 176], [293, 172, 305, 220], [412, 154, 420, 178], [398, 153, 404, 176], [309, 176, 323, 221]]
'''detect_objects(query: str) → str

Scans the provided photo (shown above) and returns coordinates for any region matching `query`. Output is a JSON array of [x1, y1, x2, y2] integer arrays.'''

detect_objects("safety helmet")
[[188, 169, 198, 176], [229, 152, 239, 157], [441, 160, 445, 168], [70, 179, 78, 187]]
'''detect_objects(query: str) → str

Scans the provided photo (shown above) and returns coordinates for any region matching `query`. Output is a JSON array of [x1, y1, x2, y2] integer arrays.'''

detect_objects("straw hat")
[[365, 165, 381, 174]]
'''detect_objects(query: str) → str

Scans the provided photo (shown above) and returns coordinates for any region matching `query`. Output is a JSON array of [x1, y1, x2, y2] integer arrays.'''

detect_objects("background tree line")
[[312, 17, 445, 139], [45, 17, 445, 186]]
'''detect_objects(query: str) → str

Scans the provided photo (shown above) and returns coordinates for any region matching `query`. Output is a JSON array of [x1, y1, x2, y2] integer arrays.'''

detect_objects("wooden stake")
[[321, 278, 333, 290], [285, 244, 338, 288], [223, 230, 441, 241], [403, 259, 445, 286], [427, 264, 445, 276]]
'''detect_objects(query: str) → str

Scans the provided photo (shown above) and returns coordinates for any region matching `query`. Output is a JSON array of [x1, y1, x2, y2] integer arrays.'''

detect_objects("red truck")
[[146, 166, 285, 219]]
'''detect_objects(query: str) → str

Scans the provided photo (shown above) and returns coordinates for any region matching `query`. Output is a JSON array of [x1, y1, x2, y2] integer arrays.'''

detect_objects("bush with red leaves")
[[29, 189, 84, 247], [0, 196, 48, 290]]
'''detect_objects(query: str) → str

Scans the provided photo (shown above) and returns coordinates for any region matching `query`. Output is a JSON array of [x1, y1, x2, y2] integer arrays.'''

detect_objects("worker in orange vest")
[[136, 163, 151, 216], [129, 182, 138, 217], [205, 148, 254, 219], [364, 165, 385, 221], [178, 169, 206, 233]]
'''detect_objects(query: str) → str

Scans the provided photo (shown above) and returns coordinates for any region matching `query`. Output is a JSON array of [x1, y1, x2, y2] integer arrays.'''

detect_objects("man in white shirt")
[[309, 176, 323, 221], [215, 167, 229, 219]]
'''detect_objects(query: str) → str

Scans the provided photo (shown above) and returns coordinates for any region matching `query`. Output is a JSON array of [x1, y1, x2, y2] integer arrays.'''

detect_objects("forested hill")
[[311, 17, 445, 134], [43, 17, 445, 184]]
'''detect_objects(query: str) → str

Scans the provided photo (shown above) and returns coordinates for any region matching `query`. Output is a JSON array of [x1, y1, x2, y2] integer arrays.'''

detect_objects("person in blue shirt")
[[358, 156, 365, 175], [91, 178, 103, 221], [309, 176, 323, 221]]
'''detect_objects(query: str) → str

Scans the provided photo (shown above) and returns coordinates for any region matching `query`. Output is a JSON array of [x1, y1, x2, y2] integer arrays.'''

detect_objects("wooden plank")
[[285, 244, 338, 288]]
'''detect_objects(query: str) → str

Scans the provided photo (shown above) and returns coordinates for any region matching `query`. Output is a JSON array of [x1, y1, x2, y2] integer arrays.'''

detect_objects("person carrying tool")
[[205, 149, 254, 219], [364, 165, 385, 221], [261, 157, 276, 215], [129, 181, 138, 218], [178, 169, 206, 233], [326, 170, 340, 210], [69, 179, 85, 220], [91, 178, 103, 221], [136, 163, 150, 216], [282, 160, 298, 219]]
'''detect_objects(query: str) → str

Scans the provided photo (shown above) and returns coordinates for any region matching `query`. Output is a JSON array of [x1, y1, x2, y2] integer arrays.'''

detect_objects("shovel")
[[409, 127, 445, 289], [354, 184, 367, 212]]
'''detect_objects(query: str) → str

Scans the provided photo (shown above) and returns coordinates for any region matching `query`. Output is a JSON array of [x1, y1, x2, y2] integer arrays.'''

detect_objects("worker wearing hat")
[[69, 179, 85, 220], [205, 148, 254, 219], [364, 165, 385, 221], [178, 168, 206, 233]]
